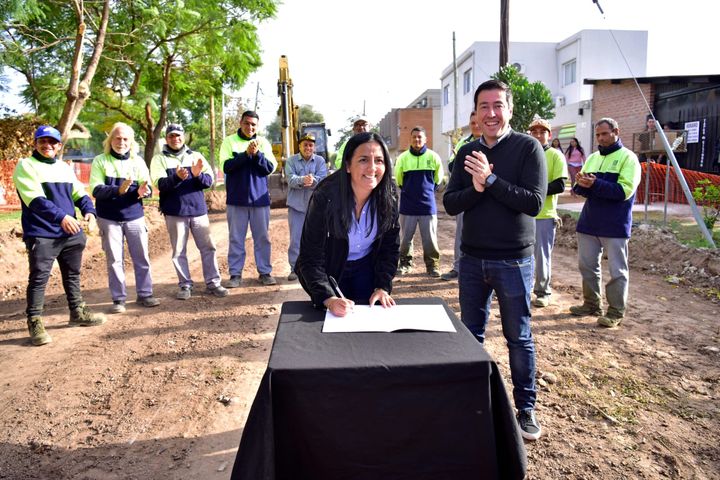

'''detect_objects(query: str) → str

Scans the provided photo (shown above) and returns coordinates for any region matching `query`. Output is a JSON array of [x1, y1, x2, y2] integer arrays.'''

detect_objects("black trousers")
[[24, 232, 87, 318], [338, 253, 374, 305]]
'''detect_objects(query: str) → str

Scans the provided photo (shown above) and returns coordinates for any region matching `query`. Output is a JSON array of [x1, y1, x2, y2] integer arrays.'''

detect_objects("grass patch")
[[554, 362, 671, 425], [0, 210, 21, 222], [210, 366, 234, 380], [662, 218, 719, 248]]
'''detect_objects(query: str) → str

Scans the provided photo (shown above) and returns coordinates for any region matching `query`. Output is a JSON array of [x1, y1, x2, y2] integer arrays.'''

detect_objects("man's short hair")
[[410, 126, 426, 135], [473, 79, 513, 108], [241, 110, 259, 121], [596, 117, 619, 130]]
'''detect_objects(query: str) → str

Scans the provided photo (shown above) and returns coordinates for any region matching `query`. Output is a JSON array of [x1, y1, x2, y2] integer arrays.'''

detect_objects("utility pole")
[[254, 82, 260, 111], [221, 90, 226, 139], [452, 31, 458, 132], [500, 0, 509, 68], [209, 94, 216, 173]]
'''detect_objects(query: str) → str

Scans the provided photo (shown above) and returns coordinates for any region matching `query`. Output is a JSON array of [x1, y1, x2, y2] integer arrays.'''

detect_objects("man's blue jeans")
[[459, 254, 537, 411]]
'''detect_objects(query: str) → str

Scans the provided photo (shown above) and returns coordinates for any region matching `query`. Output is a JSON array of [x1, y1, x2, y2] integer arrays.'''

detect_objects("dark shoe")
[[597, 312, 623, 328], [109, 300, 126, 314], [69, 304, 107, 327], [27, 316, 52, 346], [207, 284, 229, 298], [176, 286, 192, 300], [259, 274, 277, 286], [569, 303, 602, 317], [533, 296, 550, 308], [427, 268, 441, 278], [287, 272, 298, 281], [137, 296, 160, 308], [440, 269, 459, 281], [517, 409, 542, 441], [226, 275, 242, 289]]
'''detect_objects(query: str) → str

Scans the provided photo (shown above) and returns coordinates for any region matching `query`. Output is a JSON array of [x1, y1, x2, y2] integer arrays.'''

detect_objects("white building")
[[440, 30, 648, 154]]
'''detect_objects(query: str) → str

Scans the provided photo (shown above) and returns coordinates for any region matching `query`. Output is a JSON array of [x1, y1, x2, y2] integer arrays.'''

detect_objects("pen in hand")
[[327, 276, 354, 316], [328, 276, 346, 299]]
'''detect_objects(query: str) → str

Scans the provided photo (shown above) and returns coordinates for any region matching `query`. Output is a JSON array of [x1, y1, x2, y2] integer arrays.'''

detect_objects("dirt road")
[[0, 200, 719, 479]]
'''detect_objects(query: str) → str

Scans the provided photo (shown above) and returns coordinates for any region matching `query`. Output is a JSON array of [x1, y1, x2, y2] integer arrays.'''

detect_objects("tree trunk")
[[57, 0, 110, 145], [209, 94, 216, 176], [143, 103, 156, 165], [142, 55, 173, 164]]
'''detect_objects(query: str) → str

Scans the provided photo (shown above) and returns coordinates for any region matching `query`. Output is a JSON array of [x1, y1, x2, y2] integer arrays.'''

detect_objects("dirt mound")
[[556, 214, 720, 297], [1, 207, 719, 479], [205, 190, 226, 213]]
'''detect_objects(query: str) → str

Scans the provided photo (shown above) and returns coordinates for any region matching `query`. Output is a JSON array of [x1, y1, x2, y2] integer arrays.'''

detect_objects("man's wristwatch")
[[484, 173, 497, 187]]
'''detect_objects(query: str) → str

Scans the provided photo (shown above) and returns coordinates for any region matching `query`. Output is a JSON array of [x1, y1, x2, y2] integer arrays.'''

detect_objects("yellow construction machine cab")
[[269, 55, 331, 207]]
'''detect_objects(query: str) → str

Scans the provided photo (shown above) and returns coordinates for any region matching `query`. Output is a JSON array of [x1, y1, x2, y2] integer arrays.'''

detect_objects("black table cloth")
[[231, 297, 527, 480]]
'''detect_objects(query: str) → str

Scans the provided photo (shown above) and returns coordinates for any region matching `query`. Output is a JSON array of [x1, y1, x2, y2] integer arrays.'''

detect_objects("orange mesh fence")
[[72, 162, 92, 184], [0, 159, 20, 208], [636, 162, 720, 205], [0, 160, 93, 210]]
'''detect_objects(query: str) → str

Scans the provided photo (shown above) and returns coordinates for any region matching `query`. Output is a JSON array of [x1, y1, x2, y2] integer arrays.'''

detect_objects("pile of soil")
[[0, 202, 718, 479]]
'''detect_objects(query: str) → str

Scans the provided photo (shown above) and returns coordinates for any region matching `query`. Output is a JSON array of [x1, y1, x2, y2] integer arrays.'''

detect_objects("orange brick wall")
[[396, 110, 435, 152], [591, 81, 655, 150]]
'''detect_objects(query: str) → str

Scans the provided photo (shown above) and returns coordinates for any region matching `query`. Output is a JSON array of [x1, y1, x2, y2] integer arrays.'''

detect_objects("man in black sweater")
[[443, 80, 547, 441]]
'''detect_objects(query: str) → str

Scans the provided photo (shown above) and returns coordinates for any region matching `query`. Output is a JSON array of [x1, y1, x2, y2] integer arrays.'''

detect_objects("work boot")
[[137, 296, 160, 308], [109, 300, 126, 314], [226, 275, 242, 289], [69, 303, 107, 327], [533, 295, 550, 308], [569, 303, 602, 317], [27, 316, 52, 346], [597, 310, 624, 328], [176, 285, 192, 300], [427, 268, 441, 278], [207, 284, 229, 298], [259, 274, 277, 286]]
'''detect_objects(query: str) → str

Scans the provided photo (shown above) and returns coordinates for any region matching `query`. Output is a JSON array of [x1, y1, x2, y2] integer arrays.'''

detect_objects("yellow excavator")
[[268, 55, 330, 206]]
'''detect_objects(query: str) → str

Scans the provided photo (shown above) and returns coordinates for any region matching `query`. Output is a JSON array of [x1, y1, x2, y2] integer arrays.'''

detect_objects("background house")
[[439, 30, 648, 156], [587, 75, 720, 173], [377, 89, 450, 166]]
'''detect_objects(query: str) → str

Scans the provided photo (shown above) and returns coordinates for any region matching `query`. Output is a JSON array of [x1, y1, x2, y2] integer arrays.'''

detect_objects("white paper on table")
[[322, 304, 456, 333]]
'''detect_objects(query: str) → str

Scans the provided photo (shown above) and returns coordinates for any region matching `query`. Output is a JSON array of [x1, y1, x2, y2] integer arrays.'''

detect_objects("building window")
[[463, 69, 472, 95], [563, 60, 576, 86], [443, 84, 449, 106]]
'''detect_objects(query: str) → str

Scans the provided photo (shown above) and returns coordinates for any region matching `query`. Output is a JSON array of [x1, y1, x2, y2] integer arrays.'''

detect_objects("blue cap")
[[34, 125, 62, 143]]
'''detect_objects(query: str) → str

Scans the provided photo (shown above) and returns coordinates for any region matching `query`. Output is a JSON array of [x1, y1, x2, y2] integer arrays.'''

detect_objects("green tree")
[[92, 0, 277, 162], [333, 115, 378, 151], [492, 64, 555, 133], [265, 104, 325, 142], [692, 179, 720, 230], [1, 0, 277, 162], [0, 0, 111, 142]]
